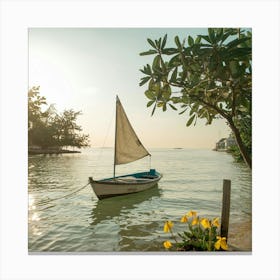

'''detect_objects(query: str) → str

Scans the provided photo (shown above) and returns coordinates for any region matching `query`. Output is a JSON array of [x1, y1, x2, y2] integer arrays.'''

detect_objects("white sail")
[[115, 96, 150, 165]]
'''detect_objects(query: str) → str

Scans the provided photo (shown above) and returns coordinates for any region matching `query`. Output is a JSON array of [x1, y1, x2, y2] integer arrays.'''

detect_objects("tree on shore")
[[28, 86, 90, 150], [139, 28, 252, 169], [50, 109, 90, 149]]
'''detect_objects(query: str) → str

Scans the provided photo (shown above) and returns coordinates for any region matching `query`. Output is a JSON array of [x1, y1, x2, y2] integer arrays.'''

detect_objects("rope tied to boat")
[[33, 182, 90, 206]]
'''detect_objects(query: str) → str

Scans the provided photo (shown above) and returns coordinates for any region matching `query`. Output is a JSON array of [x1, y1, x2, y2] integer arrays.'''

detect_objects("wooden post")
[[220, 179, 231, 239]]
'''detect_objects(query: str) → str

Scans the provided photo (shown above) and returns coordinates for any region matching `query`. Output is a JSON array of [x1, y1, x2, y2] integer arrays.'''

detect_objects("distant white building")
[[214, 134, 236, 151], [226, 135, 236, 147]]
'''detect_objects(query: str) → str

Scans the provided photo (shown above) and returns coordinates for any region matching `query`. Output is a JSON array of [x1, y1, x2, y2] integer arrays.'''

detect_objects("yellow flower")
[[163, 221, 174, 232], [180, 215, 188, 223], [163, 240, 172, 249], [191, 217, 199, 226], [187, 210, 197, 217], [200, 218, 211, 229], [212, 217, 219, 227], [214, 236, 228, 250]]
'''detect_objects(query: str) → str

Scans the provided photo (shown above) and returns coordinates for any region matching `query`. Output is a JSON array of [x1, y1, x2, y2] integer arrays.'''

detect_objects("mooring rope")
[[33, 182, 90, 206]]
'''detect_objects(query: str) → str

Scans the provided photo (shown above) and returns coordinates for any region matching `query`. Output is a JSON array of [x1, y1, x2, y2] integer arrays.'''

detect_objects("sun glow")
[[28, 28, 230, 149], [31, 213, 40, 222], [28, 194, 36, 210]]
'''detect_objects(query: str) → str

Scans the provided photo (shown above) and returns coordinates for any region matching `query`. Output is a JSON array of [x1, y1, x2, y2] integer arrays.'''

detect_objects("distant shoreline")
[[28, 149, 81, 155]]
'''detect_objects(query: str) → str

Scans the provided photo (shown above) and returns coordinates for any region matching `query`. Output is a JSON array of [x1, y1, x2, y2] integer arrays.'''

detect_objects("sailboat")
[[89, 96, 162, 200]]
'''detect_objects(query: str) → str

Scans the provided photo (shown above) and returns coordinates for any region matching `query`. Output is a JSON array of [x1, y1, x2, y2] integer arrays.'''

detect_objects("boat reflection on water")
[[90, 185, 161, 226]]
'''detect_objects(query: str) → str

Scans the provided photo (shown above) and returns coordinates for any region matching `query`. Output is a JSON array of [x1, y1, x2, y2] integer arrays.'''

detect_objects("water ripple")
[[28, 148, 251, 252]]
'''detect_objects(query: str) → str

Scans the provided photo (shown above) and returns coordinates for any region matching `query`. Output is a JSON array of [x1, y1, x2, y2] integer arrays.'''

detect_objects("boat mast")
[[113, 95, 118, 178]]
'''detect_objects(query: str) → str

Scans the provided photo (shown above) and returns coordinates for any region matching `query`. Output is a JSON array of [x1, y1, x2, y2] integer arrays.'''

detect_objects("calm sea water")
[[28, 148, 251, 252]]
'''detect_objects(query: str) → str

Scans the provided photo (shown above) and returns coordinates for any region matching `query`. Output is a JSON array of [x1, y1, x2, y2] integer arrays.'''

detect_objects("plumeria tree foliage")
[[139, 28, 252, 169]]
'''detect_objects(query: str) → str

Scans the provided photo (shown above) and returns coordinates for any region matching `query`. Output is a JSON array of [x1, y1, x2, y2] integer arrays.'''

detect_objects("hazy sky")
[[28, 28, 230, 149]]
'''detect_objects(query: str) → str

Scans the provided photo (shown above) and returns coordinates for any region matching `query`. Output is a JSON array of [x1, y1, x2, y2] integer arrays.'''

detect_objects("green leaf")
[[179, 108, 187, 115], [147, 64, 152, 75], [220, 32, 231, 44], [168, 54, 180, 67], [163, 48, 179, 55], [188, 36, 194, 46], [208, 28, 216, 43], [226, 37, 251, 49], [162, 34, 167, 49], [139, 76, 150, 86], [139, 68, 147, 75], [152, 55, 161, 71], [186, 114, 195, 126], [224, 47, 251, 60], [158, 37, 162, 48], [190, 103, 199, 115], [148, 79, 160, 92], [216, 28, 224, 42], [139, 50, 158, 56], [140, 64, 152, 75], [147, 100, 155, 107], [198, 108, 206, 117], [155, 39, 159, 49], [195, 36, 201, 44], [153, 67, 164, 75], [200, 35, 212, 44], [162, 85, 171, 100], [153, 83, 161, 94], [144, 90, 155, 100], [170, 67, 178, 82], [224, 28, 239, 35], [175, 36, 181, 48], [168, 103, 177, 111], [147, 38, 157, 49], [163, 103, 167, 112]]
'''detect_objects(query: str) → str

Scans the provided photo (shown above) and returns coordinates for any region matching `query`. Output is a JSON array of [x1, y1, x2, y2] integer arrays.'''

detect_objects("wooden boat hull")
[[89, 170, 162, 199]]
